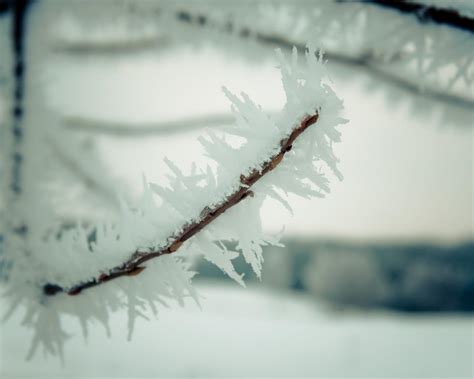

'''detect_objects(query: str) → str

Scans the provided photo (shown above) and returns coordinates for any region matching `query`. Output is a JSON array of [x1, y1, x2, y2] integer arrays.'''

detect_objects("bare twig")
[[43, 113, 319, 296]]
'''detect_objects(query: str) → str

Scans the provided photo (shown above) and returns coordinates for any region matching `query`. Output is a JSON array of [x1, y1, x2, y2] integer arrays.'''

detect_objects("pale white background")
[[1, 3, 473, 378]]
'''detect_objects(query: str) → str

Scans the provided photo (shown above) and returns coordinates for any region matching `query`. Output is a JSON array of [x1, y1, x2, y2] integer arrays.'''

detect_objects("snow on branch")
[[44, 112, 320, 297], [49, 1, 474, 110], [160, 1, 473, 107], [1, 0, 31, 282], [360, 0, 474, 33], [3, 46, 346, 358], [41, 46, 344, 296]]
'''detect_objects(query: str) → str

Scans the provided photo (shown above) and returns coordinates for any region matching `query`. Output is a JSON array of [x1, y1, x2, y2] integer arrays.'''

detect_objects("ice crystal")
[[1, 4, 345, 357]]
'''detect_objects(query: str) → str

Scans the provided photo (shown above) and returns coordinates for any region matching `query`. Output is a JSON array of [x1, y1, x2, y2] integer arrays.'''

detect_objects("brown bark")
[[43, 113, 319, 296]]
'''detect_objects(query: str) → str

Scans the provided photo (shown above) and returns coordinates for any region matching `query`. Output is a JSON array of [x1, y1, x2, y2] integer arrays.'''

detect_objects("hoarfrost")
[[2, 45, 345, 358]]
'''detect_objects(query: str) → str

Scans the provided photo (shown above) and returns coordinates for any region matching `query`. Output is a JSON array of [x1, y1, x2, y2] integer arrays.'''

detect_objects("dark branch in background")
[[253, 36, 474, 110], [51, 34, 167, 54], [7, 0, 33, 239], [175, 10, 474, 110], [43, 113, 319, 296], [329, 51, 474, 110], [51, 5, 473, 110], [0, 0, 10, 16], [62, 113, 237, 136], [10, 0, 31, 195], [0, 0, 32, 280], [357, 0, 474, 34]]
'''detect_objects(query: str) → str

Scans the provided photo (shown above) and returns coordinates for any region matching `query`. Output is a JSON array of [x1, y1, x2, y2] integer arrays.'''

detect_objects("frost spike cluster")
[[4, 46, 346, 358]]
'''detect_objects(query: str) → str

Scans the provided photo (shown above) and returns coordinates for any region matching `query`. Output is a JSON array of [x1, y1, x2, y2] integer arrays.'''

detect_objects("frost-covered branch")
[[359, 0, 474, 33], [43, 112, 320, 296], [9, 0, 29, 196], [2, 1, 346, 356], [50, 1, 474, 110], [171, 6, 473, 109], [0, 1, 10, 16], [1, 0, 32, 281]]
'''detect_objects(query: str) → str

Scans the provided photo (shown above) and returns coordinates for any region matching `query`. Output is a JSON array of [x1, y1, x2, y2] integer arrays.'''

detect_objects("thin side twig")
[[43, 112, 319, 296]]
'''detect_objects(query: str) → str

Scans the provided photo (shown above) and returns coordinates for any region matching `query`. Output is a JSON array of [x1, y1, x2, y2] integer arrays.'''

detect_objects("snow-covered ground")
[[1, 281, 473, 378]]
